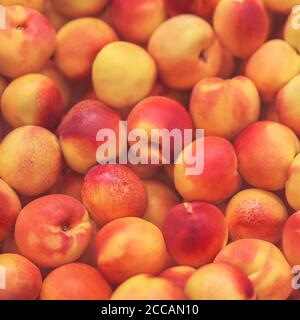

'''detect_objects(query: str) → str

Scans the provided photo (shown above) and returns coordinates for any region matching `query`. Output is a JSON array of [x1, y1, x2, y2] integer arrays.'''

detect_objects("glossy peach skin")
[[143, 179, 180, 230], [0, 0, 45, 11], [40, 263, 112, 300], [55, 18, 118, 80], [15, 195, 92, 269], [190, 76, 260, 140], [286, 155, 300, 210], [92, 41, 157, 109], [215, 239, 292, 300], [234, 121, 300, 191], [160, 266, 196, 289], [128, 96, 194, 162], [262, 0, 299, 13], [0, 126, 62, 196], [52, 0, 109, 18], [245, 40, 300, 103], [58, 100, 121, 174], [111, 274, 186, 300], [41, 61, 71, 110], [282, 212, 300, 266], [96, 217, 167, 285], [0, 179, 21, 241], [174, 137, 240, 203], [226, 188, 288, 243], [163, 202, 228, 267], [213, 0, 270, 58], [0, 254, 42, 300], [148, 14, 222, 90], [1, 74, 64, 129], [0, 6, 56, 78], [82, 164, 148, 226], [185, 263, 256, 300], [165, 0, 220, 19], [111, 0, 166, 44], [275, 75, 300, 136], [51, 170, 84, 201]]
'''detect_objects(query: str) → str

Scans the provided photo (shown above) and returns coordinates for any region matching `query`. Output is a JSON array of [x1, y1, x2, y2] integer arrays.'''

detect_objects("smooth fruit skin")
[[163, 202, 228, 267], [234, 121, 300, 191], [0, 6, 56, 78], [245, 40, 300, 102], [127, 96, 194, 161], [0, 253, 42, 300], [148, 14, 222, 90], [1, 73, 64, 129], [82, 164, 148, 226], [185, 263, 256, 300], [213, 0, 270, 58], [55, 18, 118, 80], [58, 100, 121, 174], [190, 76, 260, 140], [215, 239, 292, 300], [52, 0, 109, 18], [286, 154, 300, 210], [282, 212, 300, 266], [111, 274, 187, 300], [41, 61, 71, 110], [226, 188, 288, 243], [0, 126, 62, 196], [160, 266, 196, 289], [174, 137, 241, 203], [96, 217, 167, 285], [111, 0, 167, 44], [0, 0, 45, 11], [284, 11, 300, 53], [92, 41, 157, 109], [165, 0, 220, 19], [40, 263, 112, 300], [143, 180, 180, 230], [263, 0, 299, 13], [0, 179, 21, 241], [15, 195, 92, 269], [275, 75, 300, 136]]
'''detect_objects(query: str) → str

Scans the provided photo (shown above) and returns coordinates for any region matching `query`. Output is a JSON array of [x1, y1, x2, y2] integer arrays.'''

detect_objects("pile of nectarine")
[[0, 0, 300, 301]]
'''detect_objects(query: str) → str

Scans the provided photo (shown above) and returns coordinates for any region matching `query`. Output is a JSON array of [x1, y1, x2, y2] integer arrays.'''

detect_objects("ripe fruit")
[[190, 76, 260, 139], [0, 253, 42, 300], [96, 217, 167, 285], [0, 179, 21, 241], [55, 18, 118, 80], [226, 188, 288, 243], [92, 41, 157, 109], [82, 164, 148, 226], [148, 14, 222, 90], [213, 0, 270, 58], [215, 239, 292, 300], [111, 274, 186, 300], [163, 202, 228, 267], [15, 195, 92, 268], [0, 6, 56, 78], [111, 0, 166, 44], [174, 137, 240, 203], [234, 121, 300, 191], [185, 263, 256, 300], [0, 126, 62, 196], [40, 263, 112, 300], [1, 74, 64, 129]]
